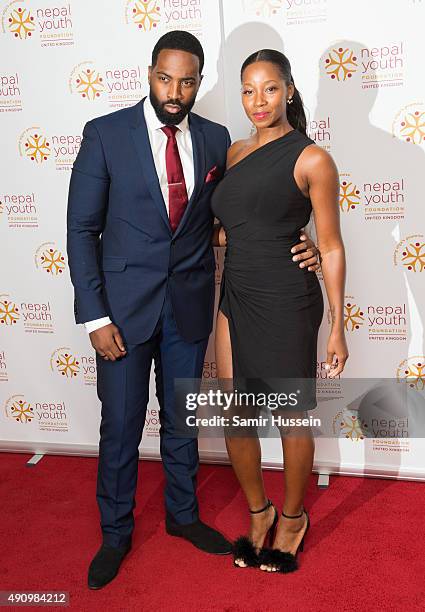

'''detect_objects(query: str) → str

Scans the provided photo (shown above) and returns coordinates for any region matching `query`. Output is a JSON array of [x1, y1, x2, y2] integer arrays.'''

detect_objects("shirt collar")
[[143, 96, 190, 134]]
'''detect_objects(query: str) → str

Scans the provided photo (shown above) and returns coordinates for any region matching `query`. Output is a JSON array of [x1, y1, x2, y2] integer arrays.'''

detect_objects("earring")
[[287, 97, 293, 105]]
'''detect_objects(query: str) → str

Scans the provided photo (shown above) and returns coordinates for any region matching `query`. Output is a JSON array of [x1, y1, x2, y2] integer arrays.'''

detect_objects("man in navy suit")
[[67, 31, 320, 589]]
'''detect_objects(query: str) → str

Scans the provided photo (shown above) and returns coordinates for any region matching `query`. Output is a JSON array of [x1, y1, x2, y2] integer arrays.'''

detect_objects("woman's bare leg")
[[260, 420, 313, 571], [215, 310, 276, 566]]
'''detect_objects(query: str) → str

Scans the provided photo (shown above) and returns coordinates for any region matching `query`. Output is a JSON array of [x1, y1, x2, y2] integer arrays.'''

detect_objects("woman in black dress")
[[211, 50, 348, 573]]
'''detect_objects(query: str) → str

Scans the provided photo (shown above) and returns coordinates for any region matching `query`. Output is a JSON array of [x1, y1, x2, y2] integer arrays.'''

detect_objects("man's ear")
[[148, 65, 152, 83]]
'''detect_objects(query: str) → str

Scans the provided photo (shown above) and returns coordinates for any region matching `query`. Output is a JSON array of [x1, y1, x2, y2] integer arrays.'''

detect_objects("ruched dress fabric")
[[211, 130, 324, 411]]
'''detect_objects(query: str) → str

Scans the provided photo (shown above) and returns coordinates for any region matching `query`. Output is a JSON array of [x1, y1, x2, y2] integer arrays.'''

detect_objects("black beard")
[[149, 89, 195, 125]]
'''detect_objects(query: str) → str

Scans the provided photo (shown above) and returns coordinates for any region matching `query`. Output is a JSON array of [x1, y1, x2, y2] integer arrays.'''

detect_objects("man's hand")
[[89, 323, 127, 361], [291, 230, 322, 272]]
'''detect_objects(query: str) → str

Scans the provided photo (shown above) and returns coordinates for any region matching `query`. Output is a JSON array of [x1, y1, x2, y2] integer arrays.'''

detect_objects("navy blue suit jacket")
[[67, 98, 230, 344]]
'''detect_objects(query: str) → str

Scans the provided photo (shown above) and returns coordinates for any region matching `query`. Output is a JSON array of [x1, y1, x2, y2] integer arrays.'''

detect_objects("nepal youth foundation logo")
[[4, 393, 69, 430], [393, 235, 425, 272], [324, 46, 358, 81], [392, 103, 425, 145], [327, 296, 364, 332], [69, 62, 104, 100], [0, 294, 20, 326], [125, 0, 161, 31], [35, 242, 67, 276], [50, 347, 80, 379], [50, 347, 97, 386], [4, 395, 34, 423], [19, 127, 81, 171], [333, 409, 368, 441], [328, 296, 364, 332], [397, 357, 425, 390], [339, 174, 361, 213], [344, 299, 365, 331], [4, 3, 35, 39], [2, 1, 74, 47], [18, 128, 50, 163]]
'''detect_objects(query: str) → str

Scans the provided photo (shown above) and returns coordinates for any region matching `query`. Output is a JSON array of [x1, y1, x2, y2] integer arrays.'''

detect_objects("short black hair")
[[151, 30, 204, 74]]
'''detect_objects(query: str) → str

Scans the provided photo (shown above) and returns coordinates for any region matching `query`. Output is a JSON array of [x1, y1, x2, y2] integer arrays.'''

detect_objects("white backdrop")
[[1, 0, 424, 479]]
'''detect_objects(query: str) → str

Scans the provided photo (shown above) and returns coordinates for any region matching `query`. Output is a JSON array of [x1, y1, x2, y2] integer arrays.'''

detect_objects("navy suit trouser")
[[95, 286, 209, 548]]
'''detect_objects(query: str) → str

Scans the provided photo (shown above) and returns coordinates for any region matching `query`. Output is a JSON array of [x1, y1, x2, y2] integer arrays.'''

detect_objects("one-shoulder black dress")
[[211, 130, 324, 410]]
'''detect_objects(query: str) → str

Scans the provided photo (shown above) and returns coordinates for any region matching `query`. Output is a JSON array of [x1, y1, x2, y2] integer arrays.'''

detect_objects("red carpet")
[[1, 452, 424, 611]]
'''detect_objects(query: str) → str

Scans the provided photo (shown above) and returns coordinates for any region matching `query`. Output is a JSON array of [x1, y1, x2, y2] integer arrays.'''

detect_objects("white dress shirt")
[[84, 97, 195, 334]]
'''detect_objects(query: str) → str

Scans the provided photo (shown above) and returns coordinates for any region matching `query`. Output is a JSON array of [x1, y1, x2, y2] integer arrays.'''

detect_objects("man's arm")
[[67, 120, 110, 322], [67, 121, 126, 361]]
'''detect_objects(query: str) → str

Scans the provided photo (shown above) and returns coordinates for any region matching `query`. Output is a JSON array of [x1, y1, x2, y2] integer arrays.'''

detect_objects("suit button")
[[168, 270, 174, 277]]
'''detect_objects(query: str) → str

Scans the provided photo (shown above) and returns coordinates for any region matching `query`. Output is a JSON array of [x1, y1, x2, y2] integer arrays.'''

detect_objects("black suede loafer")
[[88, 542, 131, 590], [165, 518, 232, 555]]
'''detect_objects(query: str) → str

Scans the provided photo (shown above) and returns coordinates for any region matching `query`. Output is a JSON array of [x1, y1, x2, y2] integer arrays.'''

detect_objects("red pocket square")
[[205, 165, 222, 183]]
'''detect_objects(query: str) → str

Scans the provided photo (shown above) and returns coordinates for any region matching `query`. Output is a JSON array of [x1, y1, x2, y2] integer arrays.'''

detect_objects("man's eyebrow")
[[156, 71, 196, 81]]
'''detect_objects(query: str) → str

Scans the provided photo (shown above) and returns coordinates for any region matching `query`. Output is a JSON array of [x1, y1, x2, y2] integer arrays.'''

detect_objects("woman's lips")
[[253, 111, 270, 120]]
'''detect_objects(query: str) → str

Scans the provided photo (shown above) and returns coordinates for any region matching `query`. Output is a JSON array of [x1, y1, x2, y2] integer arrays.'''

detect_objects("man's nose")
[[168, 81, 182, 100]]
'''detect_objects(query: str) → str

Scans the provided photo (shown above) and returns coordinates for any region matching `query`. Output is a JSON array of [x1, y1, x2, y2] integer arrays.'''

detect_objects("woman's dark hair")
[[152, 30, 204, 74], [241, 49, 307, 135]]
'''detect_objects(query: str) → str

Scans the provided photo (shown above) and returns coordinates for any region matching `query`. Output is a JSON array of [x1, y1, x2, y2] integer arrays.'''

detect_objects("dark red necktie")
[[161, 125, 188, 232]]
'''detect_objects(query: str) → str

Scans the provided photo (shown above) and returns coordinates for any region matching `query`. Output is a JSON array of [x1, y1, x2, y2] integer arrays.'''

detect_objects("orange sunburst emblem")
[[340, 412, 367, 441], [397, 357, 425, 391], [0, 299, 19, 325], [399, 110, 425, 145], [325, 47, 358, 81], [132, 0, 161, 31], [75, 68, 104, 100], [401, 241, 425, 272], [10, 398, 34, 423], [24, 133, 50, 163], [55, 352, 80, 378], [340, 180, 360, 212], [8, 6, 35, 39], [344, 301, 364, 331], [40, 248, 66, 275]]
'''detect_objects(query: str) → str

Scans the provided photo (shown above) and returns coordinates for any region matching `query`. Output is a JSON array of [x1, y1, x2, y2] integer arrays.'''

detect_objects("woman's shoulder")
[[226, 138, 253, 168], [297, 140, 338, 177]]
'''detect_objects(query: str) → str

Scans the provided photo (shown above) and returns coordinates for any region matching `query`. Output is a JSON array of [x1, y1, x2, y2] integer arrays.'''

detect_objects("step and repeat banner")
[[1, 0, 424, 479]]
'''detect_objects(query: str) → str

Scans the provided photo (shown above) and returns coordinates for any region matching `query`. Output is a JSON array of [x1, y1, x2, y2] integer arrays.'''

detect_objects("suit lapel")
[[173, 114, 206, 239], [130, 99, 172, 235], [129, 100, 206, 239]]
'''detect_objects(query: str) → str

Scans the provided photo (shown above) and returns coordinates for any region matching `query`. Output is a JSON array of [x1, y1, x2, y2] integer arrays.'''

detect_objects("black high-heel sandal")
[[258, 508, 310, 573], [233, 499, 278, 568]]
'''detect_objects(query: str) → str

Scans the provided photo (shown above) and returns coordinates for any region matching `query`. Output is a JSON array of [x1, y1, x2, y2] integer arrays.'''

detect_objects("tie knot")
[[161, 125, 179, 139]]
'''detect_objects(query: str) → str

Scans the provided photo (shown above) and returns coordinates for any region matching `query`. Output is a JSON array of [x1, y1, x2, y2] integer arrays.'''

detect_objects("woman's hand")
[[326, 330, 349, 378]]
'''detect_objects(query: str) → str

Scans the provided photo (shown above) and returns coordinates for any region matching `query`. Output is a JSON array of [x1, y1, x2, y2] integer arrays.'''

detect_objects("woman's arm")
[[301, 145, 349, 378]]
